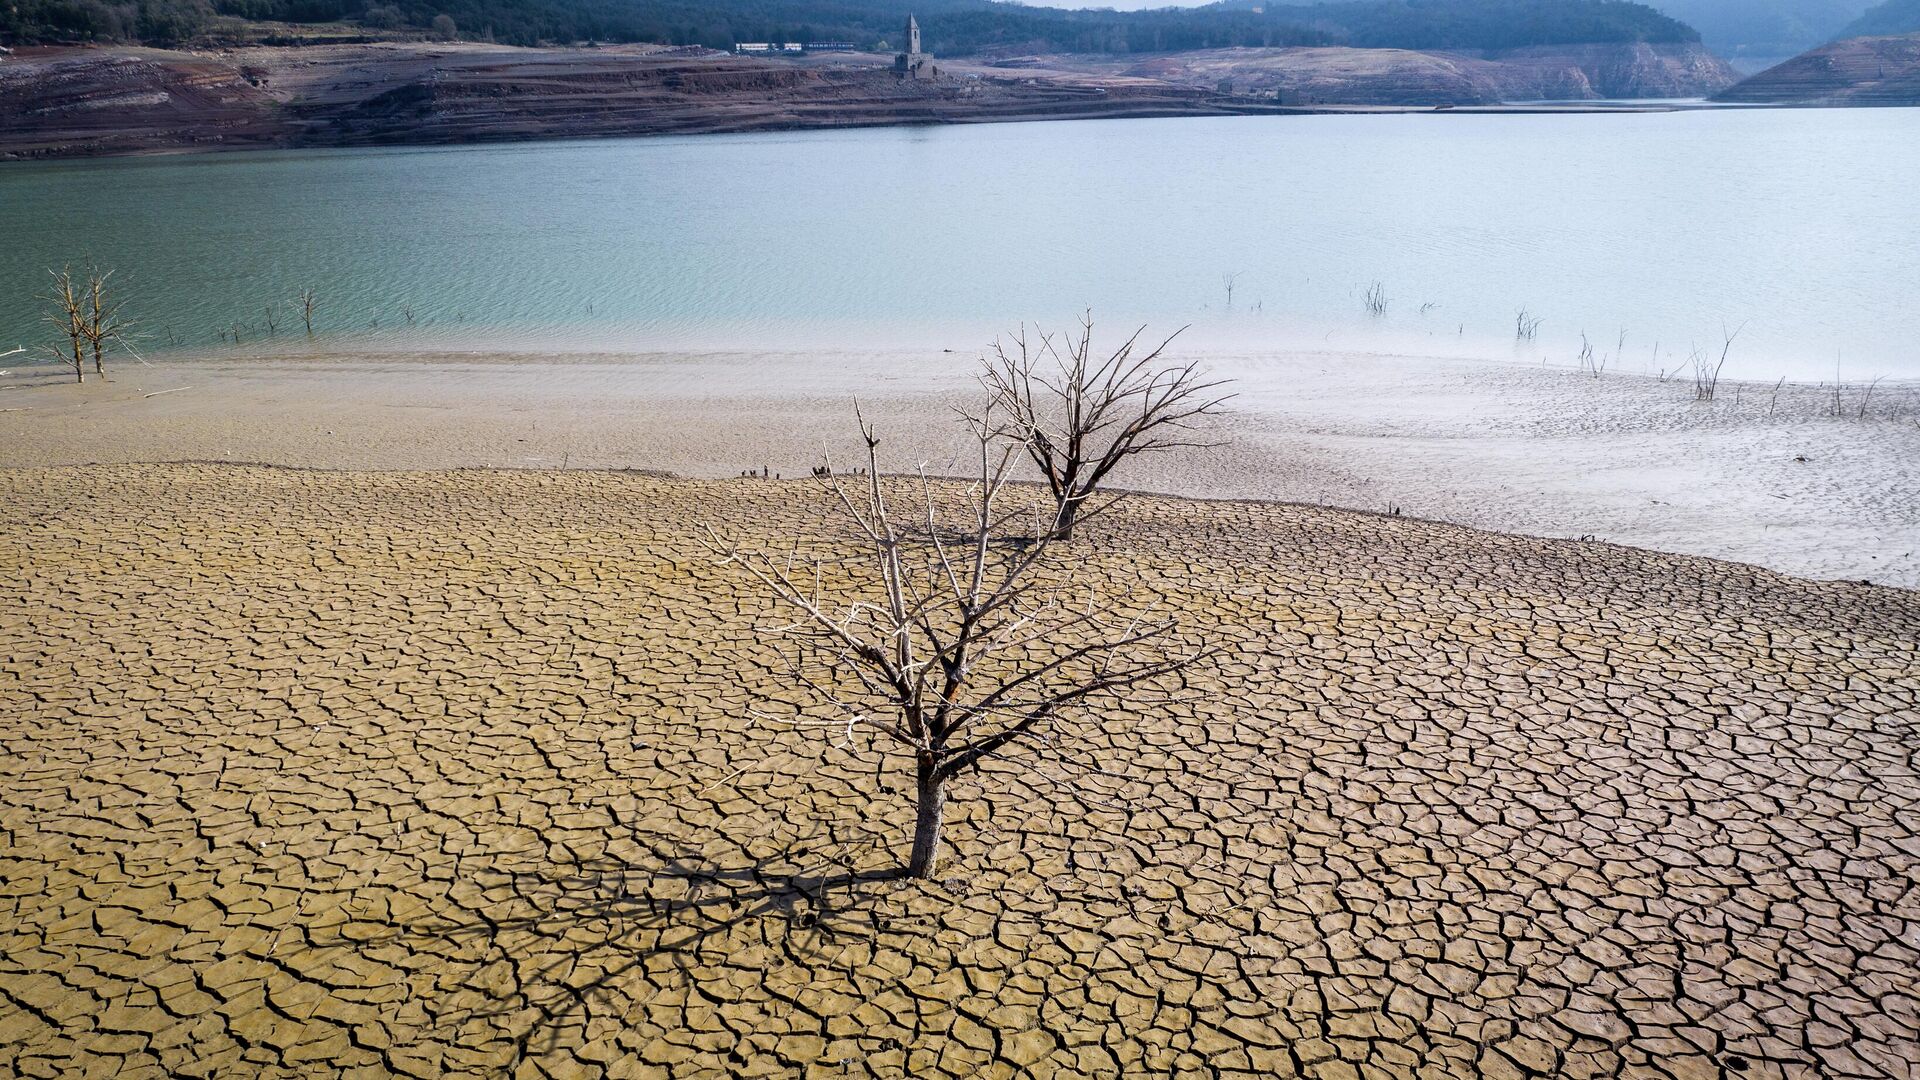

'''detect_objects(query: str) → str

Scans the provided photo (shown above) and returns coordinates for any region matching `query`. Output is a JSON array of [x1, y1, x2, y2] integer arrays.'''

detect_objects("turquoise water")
[[3, 107, 1917, 378]]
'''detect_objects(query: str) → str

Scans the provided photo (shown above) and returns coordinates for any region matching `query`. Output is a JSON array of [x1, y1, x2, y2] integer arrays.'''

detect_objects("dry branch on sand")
[[1692, 324, 1742, 403], [704, 410, 1206, 879], [979, 314, 1231, 541]]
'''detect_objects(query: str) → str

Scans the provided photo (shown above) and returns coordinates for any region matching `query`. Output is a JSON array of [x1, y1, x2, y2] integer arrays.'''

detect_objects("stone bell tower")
[[894, 13, 935, 79]]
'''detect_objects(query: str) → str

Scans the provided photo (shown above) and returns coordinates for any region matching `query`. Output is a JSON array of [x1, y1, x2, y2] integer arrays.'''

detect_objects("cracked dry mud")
[[1, 463, 1915, 1079]]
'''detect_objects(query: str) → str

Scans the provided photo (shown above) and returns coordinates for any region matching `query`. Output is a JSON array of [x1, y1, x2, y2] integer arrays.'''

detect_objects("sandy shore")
[[3, 463, 1915, 1076], [2, 347, 1915, 587]]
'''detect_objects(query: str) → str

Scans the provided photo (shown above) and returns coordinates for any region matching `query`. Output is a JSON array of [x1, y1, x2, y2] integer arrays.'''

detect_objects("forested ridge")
[[1, 0, 1701, 53], [1841, 0, 1920, 37], [1645, 0, 1872, 57]]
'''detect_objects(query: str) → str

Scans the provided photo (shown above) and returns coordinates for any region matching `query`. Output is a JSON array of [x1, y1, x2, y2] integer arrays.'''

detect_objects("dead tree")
[[1692, 322, 1743, 402], [299, 288, 317, 336], [980, 314, 1231, 541], [706, 411, 1202, 879], [77, 268, 126, 376], [43, 268, 86, 383]]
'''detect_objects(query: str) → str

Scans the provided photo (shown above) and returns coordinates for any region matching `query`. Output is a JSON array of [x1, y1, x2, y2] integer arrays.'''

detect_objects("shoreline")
[[0, 98, 1723, 164], [0, 93, 1786, 166], [3, 346, 1915, 588], [0, 41, 1740, 162]]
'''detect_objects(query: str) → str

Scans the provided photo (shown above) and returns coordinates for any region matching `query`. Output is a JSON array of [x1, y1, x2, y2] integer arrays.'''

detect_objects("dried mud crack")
[[0, 463, 1915, 1078]]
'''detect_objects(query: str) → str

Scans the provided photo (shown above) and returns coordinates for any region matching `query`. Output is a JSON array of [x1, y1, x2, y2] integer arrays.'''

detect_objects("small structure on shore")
[[894, 14, 936, 79], [735, 40, 858, 55]]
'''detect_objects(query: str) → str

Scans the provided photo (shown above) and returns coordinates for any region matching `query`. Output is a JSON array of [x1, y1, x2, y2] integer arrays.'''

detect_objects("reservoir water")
[[2, 107, 1916, 379]]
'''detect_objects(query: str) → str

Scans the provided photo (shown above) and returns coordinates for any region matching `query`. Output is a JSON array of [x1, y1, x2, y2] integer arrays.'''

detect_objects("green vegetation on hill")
[[1842, 0, 1920, 36], [1, 0, 1701, 52]]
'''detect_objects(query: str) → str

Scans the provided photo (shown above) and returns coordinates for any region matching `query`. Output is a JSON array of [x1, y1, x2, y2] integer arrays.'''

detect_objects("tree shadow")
[[316, 832, 914, 1071], [0, 365, 87, 391]]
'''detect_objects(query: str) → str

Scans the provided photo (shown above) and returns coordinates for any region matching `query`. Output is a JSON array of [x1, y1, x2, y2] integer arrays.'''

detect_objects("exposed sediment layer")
[[0, 43, 1264, 159], [1715, 32, 1920, 104], [1, 462, 1916, 1076], [0, 39, 1738, 160], [1036, 41, 1738, 106]]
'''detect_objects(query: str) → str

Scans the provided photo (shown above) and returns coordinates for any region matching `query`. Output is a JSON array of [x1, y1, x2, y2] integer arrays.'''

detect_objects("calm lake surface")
[[3, 108, 1917, 379]]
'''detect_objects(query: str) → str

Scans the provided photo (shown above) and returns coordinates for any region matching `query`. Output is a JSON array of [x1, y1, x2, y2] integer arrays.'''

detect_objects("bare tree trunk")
[[1052, 496, 1082, 542], [47, 268, 87, 383], [907, 757, 947, 879], [708, 407, 1204, 879], [80, 269, 119, 377]]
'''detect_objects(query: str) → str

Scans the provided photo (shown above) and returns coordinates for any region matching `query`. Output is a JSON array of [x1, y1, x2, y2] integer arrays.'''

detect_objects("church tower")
[[894, 13, 934, 78]]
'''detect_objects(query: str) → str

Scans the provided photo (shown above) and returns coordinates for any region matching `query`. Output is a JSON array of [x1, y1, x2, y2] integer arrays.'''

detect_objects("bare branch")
[[976, 311, 1233, 540], [706, 404, 1208, 878]]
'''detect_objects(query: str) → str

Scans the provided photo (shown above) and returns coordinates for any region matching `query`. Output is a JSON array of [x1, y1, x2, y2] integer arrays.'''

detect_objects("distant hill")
[[1842, 0, 1920, 36], [1642, 0, 1873, 62], [1716, 29, 1920, 102], [1, 0, 1702, 53], [1050, 41, 1736, 104]]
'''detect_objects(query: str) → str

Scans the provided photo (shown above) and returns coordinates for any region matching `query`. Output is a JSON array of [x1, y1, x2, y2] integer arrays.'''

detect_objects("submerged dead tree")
[[44, 268, 87, 383], [45, 266, 128, 380], [1692, 323, 1743, 402], [78, 268, 126, 376], [706, 411, 1203, 878], [980, 314, 1231, 541]]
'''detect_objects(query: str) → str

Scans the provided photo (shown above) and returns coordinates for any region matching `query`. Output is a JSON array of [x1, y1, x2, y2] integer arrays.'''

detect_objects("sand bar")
[[2, 348, 1914, 587]]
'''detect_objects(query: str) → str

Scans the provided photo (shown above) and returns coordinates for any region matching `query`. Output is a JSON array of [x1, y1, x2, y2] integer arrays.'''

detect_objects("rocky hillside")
[[1715, 31, 1920, 103], [0, 47, 278, 153], [1046, 41, 1737, 106], [0, 43, 1281, 159], [0, 37, 1743, 160]]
